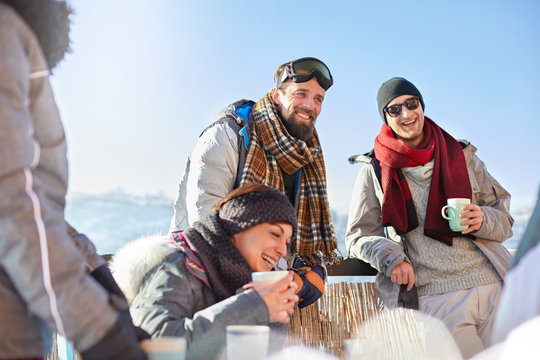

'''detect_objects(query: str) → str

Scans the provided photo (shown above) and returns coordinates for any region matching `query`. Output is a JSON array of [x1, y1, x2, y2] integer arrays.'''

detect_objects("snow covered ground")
[[66, 191, 534, 256]]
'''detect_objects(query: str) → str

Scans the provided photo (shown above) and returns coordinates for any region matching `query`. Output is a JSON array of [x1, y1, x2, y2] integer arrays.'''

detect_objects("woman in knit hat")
[[111, 183, 299, 360]]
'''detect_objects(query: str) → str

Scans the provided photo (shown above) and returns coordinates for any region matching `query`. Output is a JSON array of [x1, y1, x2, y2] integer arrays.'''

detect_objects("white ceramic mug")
[[226, 325, 269, 360], [251, 270, 289, 292], [441, 198, 471, 232], [140, 336, 186, 360]]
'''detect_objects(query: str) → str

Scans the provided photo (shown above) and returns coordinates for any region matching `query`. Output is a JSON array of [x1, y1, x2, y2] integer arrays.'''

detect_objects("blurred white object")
[[358, 308, 462, 360], [140, 336, 186, 360], [344, 338, 383, 360], [267, 345, 337, 360], [226, 325, 269, 360], [490, 242, 540, 345], [473, 315, 540, 360]]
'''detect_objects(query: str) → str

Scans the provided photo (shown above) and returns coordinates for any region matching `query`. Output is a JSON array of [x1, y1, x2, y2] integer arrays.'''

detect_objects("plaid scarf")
[[240, 91, 337, 261], [374, 117, 474, 245]]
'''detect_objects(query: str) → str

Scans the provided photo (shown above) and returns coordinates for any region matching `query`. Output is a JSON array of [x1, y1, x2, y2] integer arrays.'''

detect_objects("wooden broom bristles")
[[287, 279, 380, 358]]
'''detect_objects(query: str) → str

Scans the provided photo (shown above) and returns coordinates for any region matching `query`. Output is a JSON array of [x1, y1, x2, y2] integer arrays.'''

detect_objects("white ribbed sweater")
[[402, 160, 500, 296]]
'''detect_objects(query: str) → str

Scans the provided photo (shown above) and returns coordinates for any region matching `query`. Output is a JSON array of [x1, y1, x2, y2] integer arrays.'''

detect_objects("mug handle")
[[441, 205, 457, 220]]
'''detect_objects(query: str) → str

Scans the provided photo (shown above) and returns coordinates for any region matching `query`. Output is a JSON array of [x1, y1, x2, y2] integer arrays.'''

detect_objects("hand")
[[257, 272, 298, 323], [390, 261, 415, 291], [461, 203, 484, 234], [242, 282, 255, 291]]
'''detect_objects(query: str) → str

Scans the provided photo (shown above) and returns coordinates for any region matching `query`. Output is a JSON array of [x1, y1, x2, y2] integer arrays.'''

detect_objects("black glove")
[[89, 264, 151, 342], [90, 264, 126, 300], [134, 325, 151, 342], [81, 312, 147, 360]]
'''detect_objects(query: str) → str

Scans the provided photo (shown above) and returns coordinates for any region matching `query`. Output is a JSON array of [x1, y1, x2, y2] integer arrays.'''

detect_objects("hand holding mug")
[[460, 203, 484, 234], [255, 272, 298, 323], [441, 198, 483, 234]]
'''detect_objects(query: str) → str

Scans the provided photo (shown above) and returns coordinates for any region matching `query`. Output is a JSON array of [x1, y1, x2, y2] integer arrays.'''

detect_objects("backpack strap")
[[234, 102, 253, 188], [371, 157, 382, 187], [197, 101, 254, 190], [348, 150, 382, 188], [363, 149, 382, 188]]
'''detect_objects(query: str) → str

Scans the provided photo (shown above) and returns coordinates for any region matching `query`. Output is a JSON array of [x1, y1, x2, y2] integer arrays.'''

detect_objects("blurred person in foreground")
[[346, 77, 513, 358], [0, 1, 145, 359], [111, 184, 299, 360], [490, 190, 540, 344], [472, 191, 540, 359]]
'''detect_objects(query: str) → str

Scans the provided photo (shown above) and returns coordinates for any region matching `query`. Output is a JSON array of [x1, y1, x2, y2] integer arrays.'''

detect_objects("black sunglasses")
[[384, 96, 420, 117], [276, 57, 333, 90]]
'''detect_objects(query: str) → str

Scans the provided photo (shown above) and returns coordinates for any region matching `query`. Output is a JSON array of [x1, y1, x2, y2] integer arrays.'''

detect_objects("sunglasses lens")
[[386, 105, 401, 117], [405, 97, 419, 110]]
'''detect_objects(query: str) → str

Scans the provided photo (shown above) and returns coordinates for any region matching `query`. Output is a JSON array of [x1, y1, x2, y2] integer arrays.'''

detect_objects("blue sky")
[[51, 0, 540, 215]]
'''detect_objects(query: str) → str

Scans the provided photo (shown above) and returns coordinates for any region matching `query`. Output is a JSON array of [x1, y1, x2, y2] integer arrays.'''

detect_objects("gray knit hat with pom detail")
[[216, 186, 297, 239]]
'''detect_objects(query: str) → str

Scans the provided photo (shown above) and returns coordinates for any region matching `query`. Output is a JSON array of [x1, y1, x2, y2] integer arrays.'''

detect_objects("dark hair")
[[1, 0, 73, 71]]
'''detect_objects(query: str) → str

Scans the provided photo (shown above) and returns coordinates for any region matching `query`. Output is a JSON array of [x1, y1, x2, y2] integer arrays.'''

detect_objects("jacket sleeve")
[[0, 14, 118, 352], [130, 257, 270, 359], [170, 123, 239, 231], [345, 164, 407, 276], [468, 153, 514, 242]]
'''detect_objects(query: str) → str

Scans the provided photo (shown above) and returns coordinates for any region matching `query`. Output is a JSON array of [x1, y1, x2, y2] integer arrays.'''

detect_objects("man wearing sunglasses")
[[346, 77, 513, 358], [170, 57, 338, 267]]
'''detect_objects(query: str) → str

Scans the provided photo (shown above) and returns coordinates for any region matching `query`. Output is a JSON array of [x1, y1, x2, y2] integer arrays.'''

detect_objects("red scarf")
[[374, 117, 473, 245]]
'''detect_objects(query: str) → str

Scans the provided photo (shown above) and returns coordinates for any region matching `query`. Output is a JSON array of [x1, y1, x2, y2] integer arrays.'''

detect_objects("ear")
[[272, 88, 281, 108]]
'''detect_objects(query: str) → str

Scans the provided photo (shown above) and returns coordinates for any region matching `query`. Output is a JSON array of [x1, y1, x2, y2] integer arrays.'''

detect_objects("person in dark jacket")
[[0, 1, 145, 358], [111, 184, 300, 360]]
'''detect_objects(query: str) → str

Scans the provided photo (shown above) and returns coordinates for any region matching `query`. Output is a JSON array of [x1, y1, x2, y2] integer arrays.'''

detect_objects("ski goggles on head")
[[276, 57, 333, 90], [383, 96, 420, 117]]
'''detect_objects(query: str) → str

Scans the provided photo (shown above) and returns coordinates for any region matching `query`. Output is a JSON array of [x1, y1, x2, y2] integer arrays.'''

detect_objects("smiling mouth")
[[262, 254, 277, 269], [402, 119, 416, 126], [295, 111, 311, 121]]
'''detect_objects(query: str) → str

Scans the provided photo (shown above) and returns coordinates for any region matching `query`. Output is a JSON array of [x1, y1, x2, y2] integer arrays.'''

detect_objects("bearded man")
[[170, 57, 338, 273]]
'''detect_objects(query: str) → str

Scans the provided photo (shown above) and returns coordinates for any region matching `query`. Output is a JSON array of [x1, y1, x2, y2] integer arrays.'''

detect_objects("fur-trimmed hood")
[[110, 234, 177, 305], [0, 0, 72, 71]]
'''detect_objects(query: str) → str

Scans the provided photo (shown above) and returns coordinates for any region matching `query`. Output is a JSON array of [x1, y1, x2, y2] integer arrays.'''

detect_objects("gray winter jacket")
[[170, 100, 252, 232], [111, 235, 285, 360], [0, 4, 119, 357], [345, 141, 514, 308]]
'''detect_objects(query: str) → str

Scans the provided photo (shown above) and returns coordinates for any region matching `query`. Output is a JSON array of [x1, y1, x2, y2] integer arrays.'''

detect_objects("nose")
[[401, 105, 411, 118], [302, 96, 316, 111], [276, 239, 287, 258]]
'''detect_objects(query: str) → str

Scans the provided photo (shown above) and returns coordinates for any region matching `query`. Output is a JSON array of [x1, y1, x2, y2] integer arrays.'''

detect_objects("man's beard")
[[280, 108, 316, 142]]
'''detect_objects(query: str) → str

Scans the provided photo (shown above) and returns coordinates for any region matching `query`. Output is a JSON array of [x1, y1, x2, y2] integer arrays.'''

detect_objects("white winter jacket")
[[170, 100, 252, 231]]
